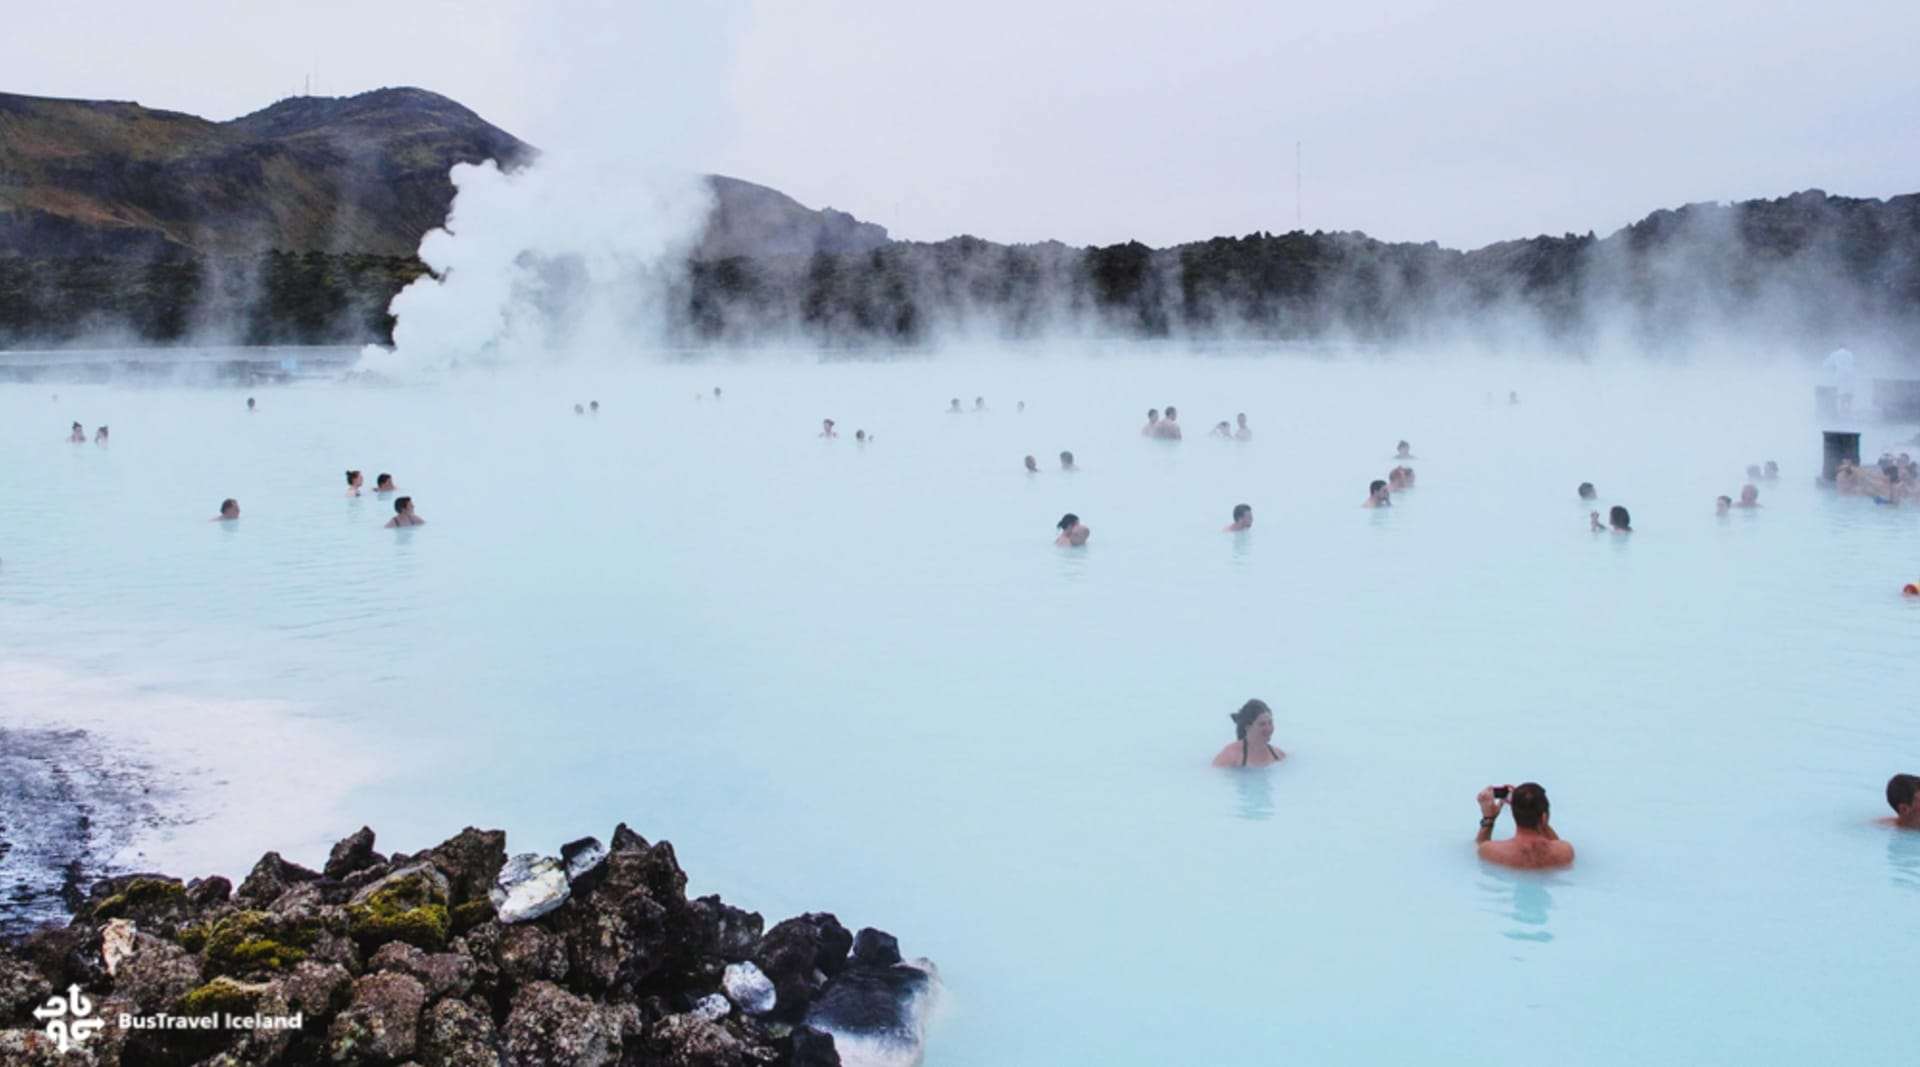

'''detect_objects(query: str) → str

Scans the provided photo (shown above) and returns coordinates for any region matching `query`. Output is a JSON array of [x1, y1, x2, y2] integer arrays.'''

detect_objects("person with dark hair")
[[1746, 464, 1763, 483], [1591, 505, 1631, 533], [94, 426, 108, 445], [1225, 504, 1253, 532], [819, 419, 838, 439], [1054, 513, 1089, 547], [246, 397, 257, 412], [713, 386, 722, 399], [855, 430, 868, 444], [589, 400, 600, 414], [948, 398, 963, 414], [1394, 440, 1414, 460], [374, 474, 396, 493], [1235, 413, 1252, 441], [386, 497, 425, 528], [1716, 495, 1733, 516], [67, 421, 85, 443], [1154, 405, 1183, 440], [1882, 774, 1920, 830], [1363, 480, 1391, 508], [1023, 455, 1039, 474], [213, 499, 240, 522], [345, 470, 364, 497], [1475, 782, 1574, 869], [574, 403, 585, 415], [1059, 451, 1078, 472], [1388, 467, 1409, 491], [974, 397, 988, 413], [1763, 460, 1779, 481], [1141, 409, 1160, 435], [1577, 482, 1597, 501], [1212, 699, 1286, 768], [1735, 484, 1762, 509], [1211, 420, 1233, 438]]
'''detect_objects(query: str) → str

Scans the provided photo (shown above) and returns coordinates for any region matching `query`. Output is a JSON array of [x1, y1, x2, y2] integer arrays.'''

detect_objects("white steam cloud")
[[361, 1, 752, 372]]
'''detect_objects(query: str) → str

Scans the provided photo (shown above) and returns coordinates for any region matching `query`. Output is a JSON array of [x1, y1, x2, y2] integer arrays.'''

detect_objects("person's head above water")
[[218, 498, 239, 520], [1716, 495, 1732, 514], [1887, 774, 1920, 826], [1396, 440, 1411, 456], [573, 403, 584, 414], [1146, 409, 1159, 421], [1024, 455, 1038, 472], [346, 470, 362, 487], [1369, 479, 1390, 501], [394, 496, 413, 516], [1229, 698, 1273, 740], [1507, 782, 1551, 830], [1764, 460, 1779, 477], [590, 400, 599, 412], [1059, 450, 1075, 469], [1163, 405, 1178, 421], [1739, 484, 1759, 505], [856, 430, 867, 442], [246, 397, 256, 410], [1578, 482, 1596, 500], [1057, 513, 1079, 532], [376, 474, 393, 491], [949, 398, 961, 411], [1609, 505, 1631, 530], [1229, 503, 1252, 530], [1237, 413, 1248, 426]]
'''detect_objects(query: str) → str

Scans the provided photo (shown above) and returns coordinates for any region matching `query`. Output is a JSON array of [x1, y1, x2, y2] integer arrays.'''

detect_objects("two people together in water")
[[1210, 698, 1573, 870]]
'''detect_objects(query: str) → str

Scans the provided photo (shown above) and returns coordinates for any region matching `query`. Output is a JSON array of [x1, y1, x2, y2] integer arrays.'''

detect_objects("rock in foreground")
[[0, 823, 936, 1065]]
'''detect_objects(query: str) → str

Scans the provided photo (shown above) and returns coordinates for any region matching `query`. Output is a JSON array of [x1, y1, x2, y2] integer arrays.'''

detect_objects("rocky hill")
[[1, 86, 1914, 351]]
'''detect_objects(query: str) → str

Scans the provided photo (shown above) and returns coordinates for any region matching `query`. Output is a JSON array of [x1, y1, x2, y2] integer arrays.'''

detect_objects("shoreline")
[[0, 658, 373, 937]]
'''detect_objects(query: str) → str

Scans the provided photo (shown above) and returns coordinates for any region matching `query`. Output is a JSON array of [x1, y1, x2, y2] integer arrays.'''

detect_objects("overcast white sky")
[[4, 1, 1916, 250]]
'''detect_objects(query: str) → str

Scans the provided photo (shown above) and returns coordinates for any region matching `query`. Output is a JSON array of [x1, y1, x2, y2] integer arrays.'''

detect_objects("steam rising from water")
[[360, 2, 752, 372]]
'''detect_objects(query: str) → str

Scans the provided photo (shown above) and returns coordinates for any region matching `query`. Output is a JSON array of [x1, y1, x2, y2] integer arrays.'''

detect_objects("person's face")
[[223, 504, 238, 518], [1372, 485, 1389, 501], [1239, 509, 1253, 526], [1741, 486, 1757, 503], [1025, 457, 1037, 471], [1249, 713, 1273, 743], [1716, 498, 1730, 514]]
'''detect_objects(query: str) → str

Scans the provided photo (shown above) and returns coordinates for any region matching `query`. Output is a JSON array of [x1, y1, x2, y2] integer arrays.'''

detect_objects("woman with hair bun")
[[1211, 699, 1287, 768]]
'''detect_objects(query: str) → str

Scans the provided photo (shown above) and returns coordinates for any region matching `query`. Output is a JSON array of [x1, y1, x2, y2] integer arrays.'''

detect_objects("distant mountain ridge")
[[0, 87, 1915, 351]]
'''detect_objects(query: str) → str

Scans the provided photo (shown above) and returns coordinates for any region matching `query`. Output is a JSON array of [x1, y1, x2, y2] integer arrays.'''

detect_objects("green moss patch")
[[203, 911, 320, 977], [181, 977, 265, 1017]]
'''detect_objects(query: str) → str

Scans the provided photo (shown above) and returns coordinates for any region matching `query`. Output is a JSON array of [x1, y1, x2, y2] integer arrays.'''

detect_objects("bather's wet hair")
[[346, 470, 361, 485], [1577, 482, 1596, 500], [376, 474, 393, 489], [1887, 774, 1920, 813], [1509, 782, 1550, 829], [1370, 479, 1388, 495], [1232, 503, 1251, 522], [394, 496, 412, 514], [1609, 505, 1631, 530], [1229, 699, 1272, 739], [219, 498, 237, 515], [1056, 513, 1079, 531]]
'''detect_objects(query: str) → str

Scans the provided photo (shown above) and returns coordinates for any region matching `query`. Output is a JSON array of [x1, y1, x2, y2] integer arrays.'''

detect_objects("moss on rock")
[[202, 911, 319, 977], [346, 867, 453, 952], [92, 877, 187, 920], [181, 977, 266, 1016]]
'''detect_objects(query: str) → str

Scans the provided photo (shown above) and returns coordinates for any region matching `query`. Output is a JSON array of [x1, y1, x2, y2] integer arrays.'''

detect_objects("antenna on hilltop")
[[1295, 141, 1303, 232]]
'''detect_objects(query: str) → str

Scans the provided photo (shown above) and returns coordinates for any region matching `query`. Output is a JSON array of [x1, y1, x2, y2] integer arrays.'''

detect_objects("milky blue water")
[[4, 348, 1919, 1065]]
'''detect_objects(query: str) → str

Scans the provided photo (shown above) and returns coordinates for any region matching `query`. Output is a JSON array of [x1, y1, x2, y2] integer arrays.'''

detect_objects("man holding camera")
[[1475, 783, 1575, 869]]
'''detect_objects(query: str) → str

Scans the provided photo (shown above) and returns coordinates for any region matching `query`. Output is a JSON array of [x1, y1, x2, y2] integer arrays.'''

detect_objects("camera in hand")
[[1492, 786, 1510, 800]]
